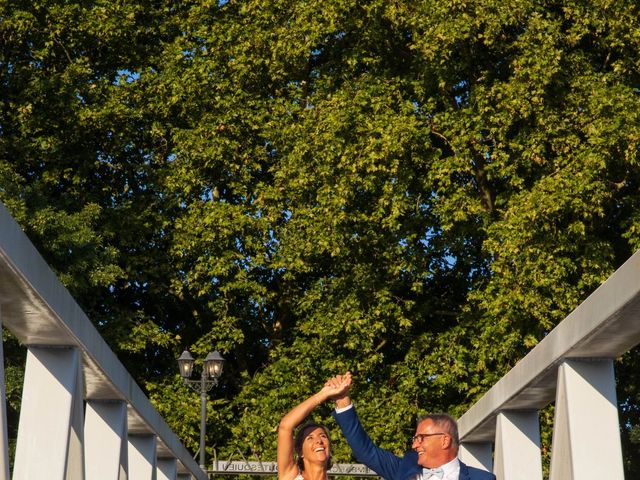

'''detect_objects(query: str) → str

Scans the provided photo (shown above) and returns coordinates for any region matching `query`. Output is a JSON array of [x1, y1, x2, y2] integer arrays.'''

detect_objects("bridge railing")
[[0, 200, 208, 479], [2, 193, 638, 480], [456, 249, 640, 479]]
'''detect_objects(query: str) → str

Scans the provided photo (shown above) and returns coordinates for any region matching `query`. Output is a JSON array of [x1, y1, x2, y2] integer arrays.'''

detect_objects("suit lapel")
[[458, 461, 470, 480]]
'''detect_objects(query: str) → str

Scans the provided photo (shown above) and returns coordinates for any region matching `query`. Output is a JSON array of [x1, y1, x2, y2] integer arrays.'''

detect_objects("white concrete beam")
[[85, 400, 128, 480], [458, 250, 640, 442], [13, 347, 85, 480], [0, 200, 206, 480], [459, 442, 493, 473], [0, 316, 10, 480], [128, 434, 157, 480], [549, 359, 623, 480], [494, 411, 542, 480], [67, 354, 86, 480], [157, 458, 178, 480]]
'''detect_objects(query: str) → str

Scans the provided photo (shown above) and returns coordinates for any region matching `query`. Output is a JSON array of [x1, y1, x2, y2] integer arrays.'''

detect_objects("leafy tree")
[[0, 0, 189, 376]]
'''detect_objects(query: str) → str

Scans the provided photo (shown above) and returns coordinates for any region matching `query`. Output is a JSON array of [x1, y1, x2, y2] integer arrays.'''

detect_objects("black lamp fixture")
[[177, 347, 225, 471]]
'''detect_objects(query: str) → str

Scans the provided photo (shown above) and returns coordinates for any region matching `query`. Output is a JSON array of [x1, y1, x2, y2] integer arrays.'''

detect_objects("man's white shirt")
[[419, 458, 460, 480], [334, 403, 353, 414]]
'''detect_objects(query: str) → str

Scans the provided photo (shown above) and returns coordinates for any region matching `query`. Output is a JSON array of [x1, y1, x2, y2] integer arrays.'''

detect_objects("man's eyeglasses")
[[411, 433, 447, 443]]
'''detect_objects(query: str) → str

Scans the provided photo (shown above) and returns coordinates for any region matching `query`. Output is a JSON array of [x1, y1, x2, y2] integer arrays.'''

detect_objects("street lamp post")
[[178, 348, 225, 471]]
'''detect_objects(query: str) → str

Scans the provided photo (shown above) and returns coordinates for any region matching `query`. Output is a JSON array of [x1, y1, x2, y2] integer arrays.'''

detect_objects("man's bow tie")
[[422, 467, 444, 479]]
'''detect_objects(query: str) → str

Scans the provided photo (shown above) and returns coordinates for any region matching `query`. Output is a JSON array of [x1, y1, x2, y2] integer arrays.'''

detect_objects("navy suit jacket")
[[332, 406, 495, 480]]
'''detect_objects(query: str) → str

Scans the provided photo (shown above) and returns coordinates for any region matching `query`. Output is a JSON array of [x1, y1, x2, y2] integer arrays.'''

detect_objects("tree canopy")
[[1, 0, 639, 475]]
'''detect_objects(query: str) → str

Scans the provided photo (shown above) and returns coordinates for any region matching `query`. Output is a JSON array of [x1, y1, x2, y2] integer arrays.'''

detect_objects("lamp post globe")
[[204, 350, 225, 379], [178, 350, 195, 379]]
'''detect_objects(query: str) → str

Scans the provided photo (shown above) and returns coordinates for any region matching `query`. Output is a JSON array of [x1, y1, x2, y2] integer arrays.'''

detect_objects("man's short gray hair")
[[417, 413, 460, 447]]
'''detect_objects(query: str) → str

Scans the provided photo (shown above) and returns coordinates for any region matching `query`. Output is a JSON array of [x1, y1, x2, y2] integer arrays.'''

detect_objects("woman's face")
[[301, 427, 331, 466]]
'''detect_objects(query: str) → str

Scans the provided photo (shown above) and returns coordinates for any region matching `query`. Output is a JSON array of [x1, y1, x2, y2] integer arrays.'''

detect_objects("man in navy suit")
[[327, 373, 495, 480]]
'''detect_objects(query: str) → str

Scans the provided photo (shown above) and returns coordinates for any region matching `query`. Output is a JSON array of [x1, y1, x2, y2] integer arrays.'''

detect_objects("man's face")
[[411, 419, 448, 468]]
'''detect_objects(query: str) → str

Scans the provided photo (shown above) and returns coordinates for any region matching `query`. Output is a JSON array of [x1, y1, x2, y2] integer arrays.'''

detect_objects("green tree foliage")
[[0, 0, 188, 377], [1, 0, 640, 475]]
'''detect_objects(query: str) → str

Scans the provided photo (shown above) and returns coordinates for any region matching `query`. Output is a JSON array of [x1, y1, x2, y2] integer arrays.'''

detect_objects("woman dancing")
[[277, 372, 352, 480]]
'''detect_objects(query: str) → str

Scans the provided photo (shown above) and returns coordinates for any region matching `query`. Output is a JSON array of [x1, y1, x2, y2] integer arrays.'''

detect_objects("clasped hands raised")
[[318, 371, 352, 402]]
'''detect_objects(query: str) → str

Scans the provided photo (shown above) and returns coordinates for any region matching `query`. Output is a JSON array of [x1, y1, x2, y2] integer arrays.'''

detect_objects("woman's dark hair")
[[294, 423, 332, 471]]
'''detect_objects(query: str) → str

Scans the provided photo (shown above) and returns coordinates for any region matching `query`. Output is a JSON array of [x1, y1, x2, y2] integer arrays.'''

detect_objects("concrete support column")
[[0, 315, 10, 480], [494, 411, 542, 480], [13, 346, 85, 480], [549, 359, 624, 480], [177, 475, 191, 480], [459, 442, 493, 473], [85, 400, 128, 480], [157, 458, 177, 480], [128, 434, 157, 480]]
